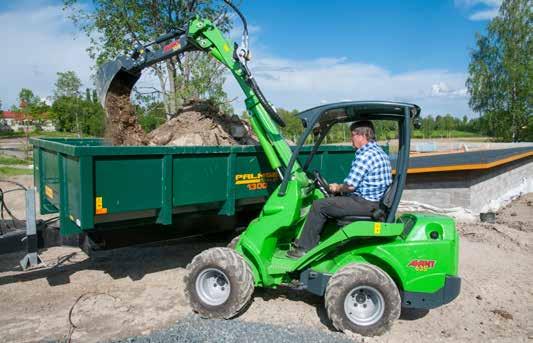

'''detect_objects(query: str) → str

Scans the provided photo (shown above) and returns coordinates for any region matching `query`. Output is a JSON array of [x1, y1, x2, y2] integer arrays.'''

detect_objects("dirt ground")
[[0, 175, 531, 343]]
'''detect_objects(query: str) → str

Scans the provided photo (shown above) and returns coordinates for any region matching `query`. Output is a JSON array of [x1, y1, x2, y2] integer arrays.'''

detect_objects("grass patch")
[[0, 132, 25, 138], [0, 155, 32, 165], [0, 167, 32, 176]]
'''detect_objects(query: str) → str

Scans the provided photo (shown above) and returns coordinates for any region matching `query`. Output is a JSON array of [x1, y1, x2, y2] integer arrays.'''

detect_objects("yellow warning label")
[[223, 43, 230, 52], [374, 223, 382, 235], [95, 208, 108, 215], [95, 197, 107, 215], [45, 185, 54, 199]]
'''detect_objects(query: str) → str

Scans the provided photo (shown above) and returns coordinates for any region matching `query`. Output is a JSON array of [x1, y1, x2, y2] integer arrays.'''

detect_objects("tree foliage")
[[54, 71, 83, 99], [18, 88, 50, 122], [133, 92, 167, 132], [50, 71, 105, 136], [254, 108, 485, 144], [64, 0, 235, 117], [466, 0, 532, 141]]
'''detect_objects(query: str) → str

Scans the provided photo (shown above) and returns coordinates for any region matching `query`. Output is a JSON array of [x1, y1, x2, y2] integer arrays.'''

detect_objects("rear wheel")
[[325, 263, 401, 336], [184, 247, 254, 319]]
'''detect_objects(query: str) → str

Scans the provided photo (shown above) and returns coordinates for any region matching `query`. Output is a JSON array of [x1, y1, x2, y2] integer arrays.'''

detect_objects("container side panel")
[[33, 147, 40, 191], [173, 155, 228, 206], [79, 156, 95, 229], [42, 149, 61, 208], [95, 156, 163, 213], [65, 156, 82, 226], [156, 155, 173, 225], [58, 154, 82, 235]]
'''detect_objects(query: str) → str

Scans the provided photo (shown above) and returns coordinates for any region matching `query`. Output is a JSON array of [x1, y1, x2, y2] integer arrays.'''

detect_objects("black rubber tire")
[[227, 235, 240, 249], [184, 247, 254, 319], [324, 263, 401, 336]]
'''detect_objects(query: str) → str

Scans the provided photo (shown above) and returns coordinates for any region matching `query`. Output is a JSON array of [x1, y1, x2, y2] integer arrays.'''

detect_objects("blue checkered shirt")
[[343, 141, 392, 201]]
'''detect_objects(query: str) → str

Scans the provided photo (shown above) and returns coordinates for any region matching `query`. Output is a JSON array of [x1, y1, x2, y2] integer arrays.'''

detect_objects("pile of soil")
[[104, 83, 257, 147], [147, 99, 258, 146]]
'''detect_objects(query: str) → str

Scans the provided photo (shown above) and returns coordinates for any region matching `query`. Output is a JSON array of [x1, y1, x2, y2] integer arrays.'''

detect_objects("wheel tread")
[[324, 263, 401, 336], [184, 247, 254, 319]]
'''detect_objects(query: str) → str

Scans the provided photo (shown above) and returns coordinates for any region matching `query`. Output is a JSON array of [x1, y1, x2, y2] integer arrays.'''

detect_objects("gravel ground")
[[113, 315, 354, 343]]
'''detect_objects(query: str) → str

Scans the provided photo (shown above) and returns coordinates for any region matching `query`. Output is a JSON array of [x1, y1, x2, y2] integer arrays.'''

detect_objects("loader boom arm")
[[186, 18, 307, 182]]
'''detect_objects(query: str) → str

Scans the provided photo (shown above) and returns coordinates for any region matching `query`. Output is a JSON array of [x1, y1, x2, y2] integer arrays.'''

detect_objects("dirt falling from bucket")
[[104, 82, 149, 146]]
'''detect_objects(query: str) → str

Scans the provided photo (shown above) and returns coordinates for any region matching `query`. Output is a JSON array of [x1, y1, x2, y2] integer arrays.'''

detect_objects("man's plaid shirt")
[[343, 141, 392, 201]]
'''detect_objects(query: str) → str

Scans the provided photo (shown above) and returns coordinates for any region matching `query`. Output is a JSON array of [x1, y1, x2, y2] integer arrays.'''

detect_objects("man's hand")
[[329, 183, 355, 194], [329, 183, 342, 193]]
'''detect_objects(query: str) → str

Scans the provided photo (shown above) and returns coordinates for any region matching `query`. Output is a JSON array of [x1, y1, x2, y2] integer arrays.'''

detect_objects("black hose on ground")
[[0, 180, 28, 235]]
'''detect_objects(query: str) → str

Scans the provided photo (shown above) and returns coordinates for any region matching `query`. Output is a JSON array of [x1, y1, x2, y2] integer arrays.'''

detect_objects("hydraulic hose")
[[224, 0, 286, 128]]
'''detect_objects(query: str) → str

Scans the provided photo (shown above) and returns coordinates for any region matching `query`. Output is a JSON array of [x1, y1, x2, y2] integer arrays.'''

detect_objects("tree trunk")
[[165, 59, 178, 120], [151, 66, 171, 116]]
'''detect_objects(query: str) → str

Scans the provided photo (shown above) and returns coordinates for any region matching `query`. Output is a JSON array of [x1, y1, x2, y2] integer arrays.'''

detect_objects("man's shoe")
[[287, 246, 307, 259]]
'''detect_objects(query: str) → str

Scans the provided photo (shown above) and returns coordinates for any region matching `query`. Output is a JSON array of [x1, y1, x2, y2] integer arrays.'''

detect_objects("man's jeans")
[[295, 195, 379, 251]]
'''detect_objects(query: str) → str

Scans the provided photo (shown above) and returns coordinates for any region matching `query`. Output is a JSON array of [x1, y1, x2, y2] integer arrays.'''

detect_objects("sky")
[[0, 0, 503, 117]]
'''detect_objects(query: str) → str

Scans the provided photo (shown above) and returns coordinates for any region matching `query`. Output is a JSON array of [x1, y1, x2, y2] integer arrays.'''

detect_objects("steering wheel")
[[312, 170, 331, 197]]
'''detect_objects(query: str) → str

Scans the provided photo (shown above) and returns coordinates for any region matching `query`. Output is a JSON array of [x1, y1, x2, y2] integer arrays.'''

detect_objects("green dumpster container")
[[31, 138, 387, 237]]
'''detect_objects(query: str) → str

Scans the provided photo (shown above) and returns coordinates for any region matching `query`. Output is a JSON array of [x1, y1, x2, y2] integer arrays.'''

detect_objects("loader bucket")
[[95, 56, 141, 116]]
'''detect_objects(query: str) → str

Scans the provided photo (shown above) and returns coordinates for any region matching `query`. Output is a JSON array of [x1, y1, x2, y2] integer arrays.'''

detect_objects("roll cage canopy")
[[279, 101, 421, 222], [297, 101, 421, 129]]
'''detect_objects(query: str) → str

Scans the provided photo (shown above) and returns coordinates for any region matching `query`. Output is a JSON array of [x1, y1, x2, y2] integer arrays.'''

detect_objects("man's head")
[[350, 120, 375, 149]]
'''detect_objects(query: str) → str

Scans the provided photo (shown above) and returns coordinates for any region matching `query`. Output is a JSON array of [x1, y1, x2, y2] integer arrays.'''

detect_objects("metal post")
[[19, 188, 44, 270]]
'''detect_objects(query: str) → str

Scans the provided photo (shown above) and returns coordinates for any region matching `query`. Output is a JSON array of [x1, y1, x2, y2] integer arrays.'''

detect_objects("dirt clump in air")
[[104, 82, 149, 146]]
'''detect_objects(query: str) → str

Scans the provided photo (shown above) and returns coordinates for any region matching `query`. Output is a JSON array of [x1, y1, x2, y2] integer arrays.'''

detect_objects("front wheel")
[[325, 263, 401, 336], [184, 247, 254, 319], [227, 235, 240, 249]]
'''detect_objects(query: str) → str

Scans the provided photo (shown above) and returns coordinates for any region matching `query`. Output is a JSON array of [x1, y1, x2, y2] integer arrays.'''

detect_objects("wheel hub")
[[195, 268, 231, 306], [355, 294, 366, 303], [344, 286, 385, 326]]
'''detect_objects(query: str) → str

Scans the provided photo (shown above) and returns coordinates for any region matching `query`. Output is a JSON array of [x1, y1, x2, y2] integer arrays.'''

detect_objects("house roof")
[[1, 111, 24, 120], [1, 111, 50, 121]]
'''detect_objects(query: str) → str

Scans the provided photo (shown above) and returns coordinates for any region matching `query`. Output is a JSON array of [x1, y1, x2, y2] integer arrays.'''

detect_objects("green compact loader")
[[97, 1, 460, 336]]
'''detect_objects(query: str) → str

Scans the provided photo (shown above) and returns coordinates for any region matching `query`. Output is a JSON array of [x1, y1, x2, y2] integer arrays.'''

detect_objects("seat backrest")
[[381, 176, 398, 209]]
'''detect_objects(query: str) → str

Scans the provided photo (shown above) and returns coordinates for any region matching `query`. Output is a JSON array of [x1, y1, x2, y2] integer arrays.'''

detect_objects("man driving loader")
[[288, 120, 393, 258]]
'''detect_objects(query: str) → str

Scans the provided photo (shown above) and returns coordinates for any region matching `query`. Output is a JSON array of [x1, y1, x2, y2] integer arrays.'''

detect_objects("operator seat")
[[336, 177, 398, 226]]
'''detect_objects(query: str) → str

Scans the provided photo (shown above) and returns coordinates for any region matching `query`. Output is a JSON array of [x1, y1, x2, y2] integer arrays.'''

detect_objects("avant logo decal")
[[408, 260, 436, 272]]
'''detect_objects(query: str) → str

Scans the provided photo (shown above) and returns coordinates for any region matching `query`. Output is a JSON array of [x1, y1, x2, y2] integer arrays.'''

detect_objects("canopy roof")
[[296, 101, 421, 128]]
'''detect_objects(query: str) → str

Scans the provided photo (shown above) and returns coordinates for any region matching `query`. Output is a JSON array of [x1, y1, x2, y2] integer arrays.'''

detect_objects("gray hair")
[[350, 120, 375, 141]]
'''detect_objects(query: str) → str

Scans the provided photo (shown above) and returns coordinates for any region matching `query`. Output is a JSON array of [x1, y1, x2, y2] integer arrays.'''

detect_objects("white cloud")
[[469, 8, 500, 20], [0, 5, 93, 108], [454, 0, 502, 21], [431, 82, 468, 97], [455, 0, 501, 6], [225, 56, 472, 116]]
